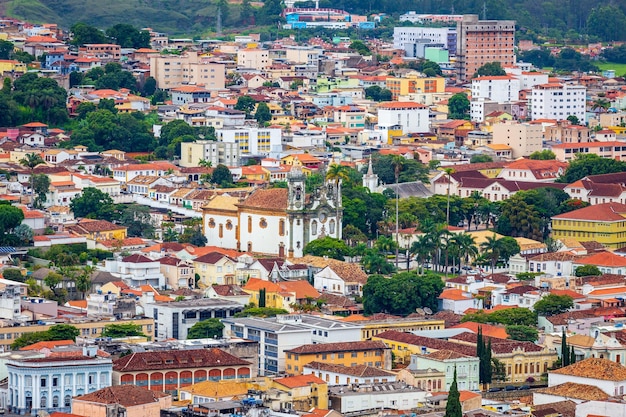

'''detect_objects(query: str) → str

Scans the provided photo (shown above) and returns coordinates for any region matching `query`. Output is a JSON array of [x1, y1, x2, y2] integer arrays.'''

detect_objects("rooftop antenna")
[[482, 1, 487, 20]]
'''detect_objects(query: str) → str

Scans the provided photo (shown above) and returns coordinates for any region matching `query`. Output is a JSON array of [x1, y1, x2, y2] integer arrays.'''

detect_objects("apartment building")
[[551, 141, 626, 162], [471, 75, 520, 102], [530, 83, 586, 121], [385, 74, 445, 100], [377, 101, 430, 136], [82, 44, 121, 60], [456, 15, 515, 81], [180, 140, 240, 167], [237, 48, 270, 70], [150, 51, 226, 90], [216, 127, 281, 156], [551, 202, 626, 249], [393, 27, 456, 57], [492, 121, 543, 158]]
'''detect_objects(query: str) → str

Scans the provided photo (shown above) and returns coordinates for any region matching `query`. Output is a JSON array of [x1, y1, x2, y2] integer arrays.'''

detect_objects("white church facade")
[[202, 167, 343, 257]]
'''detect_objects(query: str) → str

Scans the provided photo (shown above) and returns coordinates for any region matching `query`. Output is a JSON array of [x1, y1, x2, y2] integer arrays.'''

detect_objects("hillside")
[[1, 0, 626, 39], [0, 0, 228, 34]]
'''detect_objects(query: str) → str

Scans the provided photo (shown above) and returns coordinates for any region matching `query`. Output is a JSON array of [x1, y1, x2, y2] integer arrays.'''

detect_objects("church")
[[202, 167, 342, 257]]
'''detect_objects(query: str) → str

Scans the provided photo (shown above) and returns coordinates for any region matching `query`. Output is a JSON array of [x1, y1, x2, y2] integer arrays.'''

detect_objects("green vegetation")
[[362, 272, 444, 316], [462, 307, 537, 327], [444, 368, 462, 417], [470, 154, 493, 164], [101, 323, 146, 338], [303, 237, 351, 260], [0, 202, 25, 246], [534, 294, 574, 317], [11, 324, 79, 349], [477, 328, 492, 387], [448, 93, 470, 120], [506, 325, 539, 342], [234, 307, 289, 318], [575, 265, 602, 277], [558, 154, 626, 184], [187, 319, 224, 339]]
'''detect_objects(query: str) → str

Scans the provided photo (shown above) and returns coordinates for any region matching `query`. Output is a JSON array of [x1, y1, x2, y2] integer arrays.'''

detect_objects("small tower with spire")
[[362, 155, 379, 192]]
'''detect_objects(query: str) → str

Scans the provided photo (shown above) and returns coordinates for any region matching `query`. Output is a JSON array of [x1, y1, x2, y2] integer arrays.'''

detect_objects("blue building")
[[7, 345, 112, 415]]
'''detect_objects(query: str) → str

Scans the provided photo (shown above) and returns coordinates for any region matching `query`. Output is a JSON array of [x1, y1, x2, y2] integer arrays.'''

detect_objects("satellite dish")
[[423, 307, 433, 315], [415, 308, 425, 315]]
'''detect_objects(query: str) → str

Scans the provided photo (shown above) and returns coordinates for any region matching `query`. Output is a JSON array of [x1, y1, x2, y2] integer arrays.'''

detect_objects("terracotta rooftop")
[[575, 251, 626, 268], [550, 357, 626, 381], [374, 330, 476, 357], [74, 385, 169, 406], [535, 382, 609, 401], [552, 202, 626, 222], [304, 361, 396, 378], [285, 340, 388, 355], [239, 188, 288, 211], [273, 374, 326, 388], [113, 348, 250, 372]]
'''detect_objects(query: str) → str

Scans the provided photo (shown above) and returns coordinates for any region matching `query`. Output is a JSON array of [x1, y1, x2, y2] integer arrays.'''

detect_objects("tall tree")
[[561, 330, 569, 367], [448, 93, 470, 119], [444, 368, 462, 417]]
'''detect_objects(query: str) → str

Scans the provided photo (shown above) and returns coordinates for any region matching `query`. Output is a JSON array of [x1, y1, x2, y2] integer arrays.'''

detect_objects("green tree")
[[575, 264, 602, 277], [506, 325, 538, 342], [106, 24, 150, 48], [13, 224, 33, 245], [235, 95, 257, 116], [31, 173, 50, 209], [2, 268, 24, 282], [349, 40, 371, 56], [473, 62, 506, 78], [0, 40, 13, 60], [255, 102, 272, 124], [528, 150, 556, 160], [362, 272, 444, 316], [470, 154, 493, 163], [47, 324, 79, 341], [75, 265, 94, 299], [142, 76, 157, 96], [361, 249, 396, 274], [234, 307, 289, 317], [70, 22, 109, 46], [257, 0, 283, 24], [211, 164, 234, 186], [11, 331, 52, 349], [19, 152, 45, 198], [101, 323, 146, 338], [69, 187, 116, 220], [448, 93, 470, 119], [481, 234, 501, 274], [561, 329, 569, 367], [557, 154, 626, 183], [76, 102, 97, 119], [0, 203, 25, 245], [304, 237, 351, 260], [587, 5, 626, 42], [534, 294, 574, 317], [187, 318, 225, 339], [497, 196, 543, 241], [444, 368, 462, 417], [463, 307, 537, 327], [44, 272, 62, 291]]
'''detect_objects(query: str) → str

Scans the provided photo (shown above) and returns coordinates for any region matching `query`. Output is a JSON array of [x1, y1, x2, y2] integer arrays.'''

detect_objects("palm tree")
[[390, 155, 405, 268], [326, 163, 350, 238], [444, 167, 455, 226], [76, 265, 95, 299], [451, 233, 478, 272], [410, 234, 434, 275], [480, 234, 500, 274], [591, 98, 611, 113], [198, 159, 213, 168], [19, 152, 45, 202]]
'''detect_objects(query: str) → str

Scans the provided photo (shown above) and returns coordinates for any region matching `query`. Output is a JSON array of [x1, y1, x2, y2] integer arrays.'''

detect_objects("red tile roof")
[[113, 348, 250, 372], [285, 340, 388, 355], [74, 385, 169, 406], [273, 374, 326, 388], [576, 251, 626, 268], [553, 202, 626, 222], [551, 357, 626, 381], [21, 340, 74, 351]]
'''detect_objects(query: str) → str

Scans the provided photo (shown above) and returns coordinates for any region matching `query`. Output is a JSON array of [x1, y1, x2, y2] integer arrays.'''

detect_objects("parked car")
[[505, 385, 517, 391], [518, 385, 530, 390], [488, 387, 502, 392]]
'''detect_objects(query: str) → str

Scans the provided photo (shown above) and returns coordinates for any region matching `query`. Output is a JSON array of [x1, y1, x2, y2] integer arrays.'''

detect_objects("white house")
[[303, 362, 396, 386], [437, 288, 481, 314], [546, 357, 626, 397], [530, 83, 586, 121], [377, 102, 430, 135], [471, 76, 520, 103], [7, 345, 112, 415], [103, 254, 165, 288], [313, 263, 368, 297]]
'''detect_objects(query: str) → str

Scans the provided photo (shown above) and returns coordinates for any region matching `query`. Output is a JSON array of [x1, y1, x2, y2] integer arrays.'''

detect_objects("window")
[[41, 378, 47, 387], [64, 395, 71, 407], [53, 377, 58, 387]]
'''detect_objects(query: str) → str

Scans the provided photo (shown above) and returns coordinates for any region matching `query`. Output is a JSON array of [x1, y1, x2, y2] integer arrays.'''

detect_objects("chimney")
[[83, 345, 97, 357]]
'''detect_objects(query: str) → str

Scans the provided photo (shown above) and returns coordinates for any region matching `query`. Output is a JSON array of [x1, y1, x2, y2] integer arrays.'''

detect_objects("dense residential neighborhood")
[[3, 5, 626, 417]]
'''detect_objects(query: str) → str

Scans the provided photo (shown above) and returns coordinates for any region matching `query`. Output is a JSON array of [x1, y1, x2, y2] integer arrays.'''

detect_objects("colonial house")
[[112, 348, 252, 393], [313, 261, 368, 297], [159, 256, 195, 289], [72, 385, 171, 417]]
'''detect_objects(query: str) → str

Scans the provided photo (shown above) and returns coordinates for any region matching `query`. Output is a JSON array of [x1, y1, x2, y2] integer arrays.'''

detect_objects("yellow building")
[[373, 330, 557, 383], [385, 74, 445, 100], [0, 59, 27, 74], [342, 316, 445, 340], [551, 202, 626, 249], [242, 278, 320, 312], [271, 374, 328, 411], [284, 340, 392, 375], [67, 219, 127, 241], [0, 318, 153, 351]]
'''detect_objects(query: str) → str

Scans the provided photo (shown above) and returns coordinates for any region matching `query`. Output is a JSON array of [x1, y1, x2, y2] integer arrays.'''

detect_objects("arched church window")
[[219, 224, 223, 238], [279, 219, 285, 236], [208, 218, 216, 228], [260, 218, 268, 228], [312, 220, 318, 235], [248, 216, 252, 233], [329, 219, 336, 234], [226, 221, 233, 230]]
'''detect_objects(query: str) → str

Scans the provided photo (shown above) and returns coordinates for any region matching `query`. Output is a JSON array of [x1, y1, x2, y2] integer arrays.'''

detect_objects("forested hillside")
[[1, 0, 626, 40]]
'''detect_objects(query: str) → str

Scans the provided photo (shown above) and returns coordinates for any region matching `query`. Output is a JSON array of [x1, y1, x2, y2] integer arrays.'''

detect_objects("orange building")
[[284, 340, 392, 375]]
